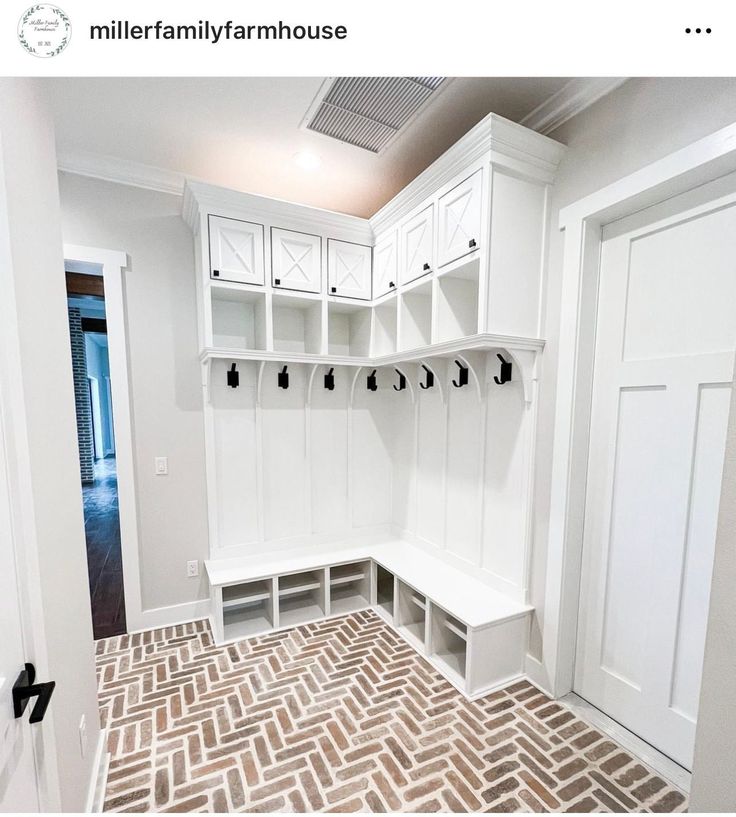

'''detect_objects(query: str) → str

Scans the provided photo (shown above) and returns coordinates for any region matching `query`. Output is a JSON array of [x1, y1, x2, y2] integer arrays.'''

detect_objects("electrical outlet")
[[187, 560, 199, 578], [155, 456, 168, 475], [79, 714, 88, 758]]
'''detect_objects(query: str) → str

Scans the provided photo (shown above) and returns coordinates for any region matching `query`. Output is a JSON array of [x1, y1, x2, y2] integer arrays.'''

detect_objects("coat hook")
[[278, 365, 289, 389], [227, 363, 239, 389], [419, 364, 434, 390], [393, 368, 406, 392], [366, 369, 378, 392], [324, 367, 335, 391], [493, 354, 512, 385], [452, 359, 468, 388]]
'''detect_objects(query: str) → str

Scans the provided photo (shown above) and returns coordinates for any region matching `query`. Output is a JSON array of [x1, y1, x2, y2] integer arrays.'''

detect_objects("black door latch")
[[13, 664, 55, 724]]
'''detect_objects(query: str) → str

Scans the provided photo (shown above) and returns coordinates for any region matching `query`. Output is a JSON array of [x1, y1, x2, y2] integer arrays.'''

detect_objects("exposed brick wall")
[[68, 306, 94, 483]]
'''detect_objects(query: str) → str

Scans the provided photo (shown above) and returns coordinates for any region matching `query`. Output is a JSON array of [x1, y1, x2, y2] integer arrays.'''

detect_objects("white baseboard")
[[523, 651, 554, 698], [85, 728, 109, 813], [129, 598, 211, 634]]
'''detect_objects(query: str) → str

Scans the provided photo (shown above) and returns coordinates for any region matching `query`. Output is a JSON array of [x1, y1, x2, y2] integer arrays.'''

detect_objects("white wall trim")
[[544, 120, 736, 699], [130, 599, 211, 633], [63, 244, 147, 632], [84, 728, 109, 813], [521, 78, 628, 135], [58, 151, 186, 197]]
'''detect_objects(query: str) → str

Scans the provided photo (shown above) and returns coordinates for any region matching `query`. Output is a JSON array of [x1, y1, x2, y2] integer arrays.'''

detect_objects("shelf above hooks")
[[200, 332, 543, 406]]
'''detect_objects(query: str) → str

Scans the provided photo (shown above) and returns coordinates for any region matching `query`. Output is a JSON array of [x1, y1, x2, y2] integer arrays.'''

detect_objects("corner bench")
[[205, 540, 532, 699]]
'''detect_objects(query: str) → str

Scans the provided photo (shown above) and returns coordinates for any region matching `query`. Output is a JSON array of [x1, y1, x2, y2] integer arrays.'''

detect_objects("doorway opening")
[[66, 268, 127, 639]]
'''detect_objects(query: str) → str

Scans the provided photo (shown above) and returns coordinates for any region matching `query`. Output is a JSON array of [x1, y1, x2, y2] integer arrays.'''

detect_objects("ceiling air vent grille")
[[306, 77, 446, 153]]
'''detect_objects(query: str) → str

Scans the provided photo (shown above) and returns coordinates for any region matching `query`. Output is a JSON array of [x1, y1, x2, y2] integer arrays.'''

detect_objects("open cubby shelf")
[[272, 294, 322, 355], [375, 564, 395, 622], [372, 300, 398, 356], [327, 303, 372, 357], [211, 287, 268, 351], [221, 578, 275, 640], [431, 605, 468, 683], [329, 561, 371, 616], [436, 258, 480, 343], [399, 281, 433, 351], [397, 580, 427, 649]]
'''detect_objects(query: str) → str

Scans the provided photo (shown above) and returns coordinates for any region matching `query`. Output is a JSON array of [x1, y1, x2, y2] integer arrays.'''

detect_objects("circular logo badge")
[[18, 4, 71, 58]]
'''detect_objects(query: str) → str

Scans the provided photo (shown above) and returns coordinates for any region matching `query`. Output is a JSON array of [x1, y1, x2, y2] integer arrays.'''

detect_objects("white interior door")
[[0, 405, 41, 811], [575, 178, 736, 770]]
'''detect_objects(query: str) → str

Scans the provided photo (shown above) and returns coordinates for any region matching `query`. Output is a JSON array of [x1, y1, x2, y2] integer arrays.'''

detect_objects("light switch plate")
[[155, 456, 168, 475]]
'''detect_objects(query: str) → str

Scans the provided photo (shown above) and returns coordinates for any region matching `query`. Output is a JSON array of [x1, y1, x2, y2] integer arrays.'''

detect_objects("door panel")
[[0, 405, 40, 810], [271, 228, 322, 293], [575, 187, 736, 769], [327, 239, 371, 300], [438, 169, 483, 267], [372, 232, 397, 298], [208, 215, 265, 286], [400, 205, 434, 285]]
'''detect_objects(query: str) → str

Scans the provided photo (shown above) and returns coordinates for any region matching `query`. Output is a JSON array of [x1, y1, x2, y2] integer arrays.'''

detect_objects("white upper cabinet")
[[372, 232, 398, 298], [400, 204, 434, 285], [271, 228, 322, 293], [328, 240, 372, 300], [438, 170, 483, 267], [209, 215, 265, 285]]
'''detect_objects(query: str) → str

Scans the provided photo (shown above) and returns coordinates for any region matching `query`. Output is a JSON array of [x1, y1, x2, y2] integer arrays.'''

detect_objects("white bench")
[[205, 539, 532, 699]]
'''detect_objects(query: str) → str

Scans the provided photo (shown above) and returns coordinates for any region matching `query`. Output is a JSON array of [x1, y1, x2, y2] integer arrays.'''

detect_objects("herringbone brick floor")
[[96, 610, 687, 812]]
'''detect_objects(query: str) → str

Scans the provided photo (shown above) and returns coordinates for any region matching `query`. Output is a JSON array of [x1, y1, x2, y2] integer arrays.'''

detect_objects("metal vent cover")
[[305, 77, 446, 154]]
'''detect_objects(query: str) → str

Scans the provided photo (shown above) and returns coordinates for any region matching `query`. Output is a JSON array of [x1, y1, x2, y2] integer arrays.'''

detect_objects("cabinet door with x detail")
[[271, 227, 322, 293], [327, 239, 372, 300], [438, 169, 483, 267], [209, 215, 265, 285]]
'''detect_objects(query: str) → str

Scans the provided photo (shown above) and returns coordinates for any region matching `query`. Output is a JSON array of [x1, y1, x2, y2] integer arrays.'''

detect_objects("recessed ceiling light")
[[293, 150, 321, 171]]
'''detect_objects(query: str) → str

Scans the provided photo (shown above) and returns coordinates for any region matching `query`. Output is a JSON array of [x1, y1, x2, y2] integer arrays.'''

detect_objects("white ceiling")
[[43, 77, 575, 217]]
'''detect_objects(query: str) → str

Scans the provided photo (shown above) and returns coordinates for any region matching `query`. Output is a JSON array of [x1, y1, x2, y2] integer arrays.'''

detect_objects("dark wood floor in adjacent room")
[[83, 457, 126, 639]]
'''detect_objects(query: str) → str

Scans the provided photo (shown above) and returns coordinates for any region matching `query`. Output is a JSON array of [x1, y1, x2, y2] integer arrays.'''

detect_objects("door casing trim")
[[64, 244, 145, 631]]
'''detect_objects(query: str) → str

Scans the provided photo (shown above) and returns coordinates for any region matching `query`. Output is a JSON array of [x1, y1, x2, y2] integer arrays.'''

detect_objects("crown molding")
[[183, 180, 373, 244], [57, 150, 187, 196], [520, 77, 628, 135], [369, 112, 566, 236]]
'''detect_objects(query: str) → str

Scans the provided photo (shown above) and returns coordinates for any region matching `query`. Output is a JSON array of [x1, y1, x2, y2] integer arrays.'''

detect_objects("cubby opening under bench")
[[205, 540, 531, 700]]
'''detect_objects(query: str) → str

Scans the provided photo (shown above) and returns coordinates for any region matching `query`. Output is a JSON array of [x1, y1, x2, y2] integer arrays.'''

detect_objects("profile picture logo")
[[18, 4, 71, 57]]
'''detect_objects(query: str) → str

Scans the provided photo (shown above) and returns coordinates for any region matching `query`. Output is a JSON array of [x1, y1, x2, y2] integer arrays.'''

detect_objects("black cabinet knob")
[[212, 270, 220, 277], [274, 278, 281, 286], [331, 286, 337, 293], [389, 281, 395, 288], [469, 238, 477, 249], [423, 263, 430, 271]]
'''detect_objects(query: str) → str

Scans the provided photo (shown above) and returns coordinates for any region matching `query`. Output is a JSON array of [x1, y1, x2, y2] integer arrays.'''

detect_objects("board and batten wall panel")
[[260, 363, 309, 541], [310, 369, 350, 536], [444, 386, 483, 564], [415, 383, 447, 547], [482, 376, 530, 594], [351, 380, 393, 529], [211, 360, 259, 548]]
